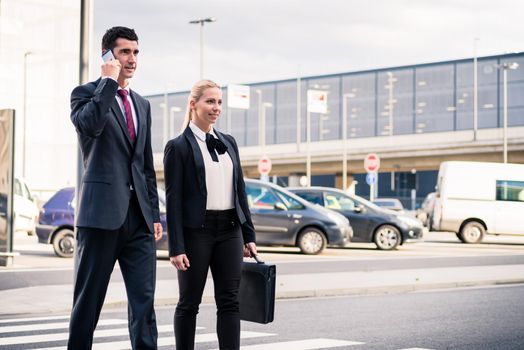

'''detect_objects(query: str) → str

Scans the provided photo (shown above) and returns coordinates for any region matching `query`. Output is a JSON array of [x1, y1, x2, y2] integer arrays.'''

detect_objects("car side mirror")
[[274, 202, 287, 211], [354, 204, 364, 213]]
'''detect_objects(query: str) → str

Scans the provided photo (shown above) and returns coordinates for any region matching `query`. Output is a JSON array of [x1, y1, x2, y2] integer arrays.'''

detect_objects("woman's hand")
[[170, 254, 190, 271], [243, 242, 258, 258]]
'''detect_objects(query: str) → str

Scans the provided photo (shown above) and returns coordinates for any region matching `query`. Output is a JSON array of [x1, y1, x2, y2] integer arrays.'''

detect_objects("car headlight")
[[327, 212, 349, 227], [397, 215, 422, 227]]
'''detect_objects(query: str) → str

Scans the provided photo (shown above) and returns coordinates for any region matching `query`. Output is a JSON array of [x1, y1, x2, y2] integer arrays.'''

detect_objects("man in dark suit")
[[67, 26, 162, 350]]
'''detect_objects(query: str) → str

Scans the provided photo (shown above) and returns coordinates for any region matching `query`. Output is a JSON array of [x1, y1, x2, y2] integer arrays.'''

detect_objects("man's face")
[[112, 38, 139, 80]]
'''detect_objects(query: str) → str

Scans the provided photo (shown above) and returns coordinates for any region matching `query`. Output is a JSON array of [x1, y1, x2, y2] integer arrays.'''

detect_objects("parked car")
[[416, 192, 436, 229], [288, 187, 423, 250], [433, 161, 524, 243], [14, 177, 39, 235], [244, 179, 352, 255], [36, 187, 168, 257], [372, 198, 405, 213]]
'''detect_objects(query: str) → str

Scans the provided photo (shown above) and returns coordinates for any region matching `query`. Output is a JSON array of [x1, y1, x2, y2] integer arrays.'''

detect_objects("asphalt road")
[[2, 231, 524, 291], [1, 284, 523, 349]]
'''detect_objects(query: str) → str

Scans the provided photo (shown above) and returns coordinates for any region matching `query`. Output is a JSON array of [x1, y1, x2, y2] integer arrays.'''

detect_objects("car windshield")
[[246, 183, 280, 209], [350, 194, 383, 211], [275, 189, 304, 210], [324, 193, 355, 210]]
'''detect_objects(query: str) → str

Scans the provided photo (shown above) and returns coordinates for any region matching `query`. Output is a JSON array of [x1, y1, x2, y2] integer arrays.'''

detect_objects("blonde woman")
[[163, 79, 257, 350]]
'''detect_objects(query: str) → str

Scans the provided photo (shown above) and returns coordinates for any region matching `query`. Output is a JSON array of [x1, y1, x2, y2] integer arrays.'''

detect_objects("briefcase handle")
[[251, 254, 265, 264]]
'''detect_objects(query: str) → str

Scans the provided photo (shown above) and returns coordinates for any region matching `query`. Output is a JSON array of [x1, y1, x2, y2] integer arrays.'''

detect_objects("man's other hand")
[[153, 222, 163, 241]]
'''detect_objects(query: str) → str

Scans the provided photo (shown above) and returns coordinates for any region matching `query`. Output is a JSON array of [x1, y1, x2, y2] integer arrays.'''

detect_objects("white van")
[[432, 161, 524, 243], [14, 177, 39, 235]]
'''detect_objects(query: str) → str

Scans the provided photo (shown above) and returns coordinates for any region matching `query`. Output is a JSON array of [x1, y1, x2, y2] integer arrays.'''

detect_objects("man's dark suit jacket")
[[70, 77, 160, 233], [163, 127, 256, 257]]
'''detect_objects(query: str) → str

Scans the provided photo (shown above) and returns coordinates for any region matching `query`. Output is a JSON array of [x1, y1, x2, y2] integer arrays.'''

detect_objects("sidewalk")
[[2, 263, 524, 316]]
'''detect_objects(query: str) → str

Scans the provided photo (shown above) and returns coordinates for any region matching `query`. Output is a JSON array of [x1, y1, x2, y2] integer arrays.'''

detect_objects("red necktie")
[[117, 89, 136, 143]]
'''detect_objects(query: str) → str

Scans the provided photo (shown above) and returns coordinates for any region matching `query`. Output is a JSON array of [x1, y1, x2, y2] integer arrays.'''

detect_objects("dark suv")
[[36, 187, 168, 257], [244, 179, 352, 254], [288, 187, 423, 250]]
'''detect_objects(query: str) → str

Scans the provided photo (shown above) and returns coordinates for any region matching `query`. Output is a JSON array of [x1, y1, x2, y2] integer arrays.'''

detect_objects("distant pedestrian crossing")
[[0, 315, 434, 349]]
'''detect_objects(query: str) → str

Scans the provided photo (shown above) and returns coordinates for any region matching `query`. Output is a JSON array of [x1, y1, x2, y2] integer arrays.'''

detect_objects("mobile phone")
[[102, 49, 115, 62]]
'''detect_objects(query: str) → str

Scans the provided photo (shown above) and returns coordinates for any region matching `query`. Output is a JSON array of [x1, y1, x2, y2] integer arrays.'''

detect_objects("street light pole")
[[160, 92, 169, 146], [500, 62, 519, 163], [387, 72, 394, 136], [22, 51, 32, 178], [306, 110, 311, 186], [170, 106, 182, 138], [189, 17, 216, 79], [342, 93, 353, 191], [473, 38, 479, 141]]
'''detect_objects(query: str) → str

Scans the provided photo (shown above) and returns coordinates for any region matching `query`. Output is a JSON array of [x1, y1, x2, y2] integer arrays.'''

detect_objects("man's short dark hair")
[[102, 26, 138, 51]]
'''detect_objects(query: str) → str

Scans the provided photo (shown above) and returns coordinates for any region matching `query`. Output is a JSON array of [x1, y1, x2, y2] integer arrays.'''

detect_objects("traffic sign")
[[258, 156, 272, 175], [366, 172, 377, 185], [364, 153, 380, 173]]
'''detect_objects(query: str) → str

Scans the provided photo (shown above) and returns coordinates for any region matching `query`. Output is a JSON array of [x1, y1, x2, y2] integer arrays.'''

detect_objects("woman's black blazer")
[[163, 127, 256, 257]]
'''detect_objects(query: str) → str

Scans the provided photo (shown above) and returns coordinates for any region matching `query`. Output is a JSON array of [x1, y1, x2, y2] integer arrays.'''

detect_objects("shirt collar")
[[117, 85, 131, 94], [189, 121, 216, 142]]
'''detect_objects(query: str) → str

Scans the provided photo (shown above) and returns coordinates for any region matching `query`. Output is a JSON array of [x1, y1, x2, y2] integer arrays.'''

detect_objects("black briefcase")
[[239, 255, 276, 324]]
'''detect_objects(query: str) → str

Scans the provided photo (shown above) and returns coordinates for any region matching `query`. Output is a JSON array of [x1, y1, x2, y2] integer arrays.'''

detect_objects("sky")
[[91, 0, 524, 96]]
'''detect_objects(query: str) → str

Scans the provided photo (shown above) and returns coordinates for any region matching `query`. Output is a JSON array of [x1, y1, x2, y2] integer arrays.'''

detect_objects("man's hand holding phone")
[[101, 50, 121, 81]]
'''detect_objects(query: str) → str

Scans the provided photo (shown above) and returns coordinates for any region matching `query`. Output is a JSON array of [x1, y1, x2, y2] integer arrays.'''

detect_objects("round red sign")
[[364, 153, 380, 173], [258, 156, 272, 175]]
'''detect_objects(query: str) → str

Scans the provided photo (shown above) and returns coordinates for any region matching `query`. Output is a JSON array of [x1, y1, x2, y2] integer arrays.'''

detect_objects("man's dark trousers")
[[67, 193, 158, 349]]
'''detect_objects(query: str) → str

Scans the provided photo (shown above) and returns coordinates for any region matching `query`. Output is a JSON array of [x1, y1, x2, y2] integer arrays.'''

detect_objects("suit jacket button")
[[201, 224, 205, 228]]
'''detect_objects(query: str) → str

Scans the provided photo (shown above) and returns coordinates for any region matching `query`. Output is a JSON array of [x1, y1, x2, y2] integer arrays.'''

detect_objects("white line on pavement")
[[0, 324, 173, 346], [0, 315, 70, 324], [216, 338, 364, 350], [33, 330, 274, 350], [0, 319, 126, 334]]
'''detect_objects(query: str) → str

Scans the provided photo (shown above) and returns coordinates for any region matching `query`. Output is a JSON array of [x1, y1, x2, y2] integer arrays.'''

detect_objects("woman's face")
[[190, 87, 222, 130]]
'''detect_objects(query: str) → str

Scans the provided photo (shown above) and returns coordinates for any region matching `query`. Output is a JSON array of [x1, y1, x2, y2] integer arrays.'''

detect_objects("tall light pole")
[[342, 93, 354, 191], [22, 51, 32, 178], [473, 38, 479, 141], [160, 96, 169, 146], [500, 62, 519, 163], [386, 71, 395, 136], [189, 17, 216, 79], [170, 106, 182, 138], [255, 89, 271, 154]]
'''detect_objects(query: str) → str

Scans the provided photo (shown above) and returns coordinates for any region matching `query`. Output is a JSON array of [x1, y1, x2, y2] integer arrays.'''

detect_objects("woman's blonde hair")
[[180, 79, 221, 132]]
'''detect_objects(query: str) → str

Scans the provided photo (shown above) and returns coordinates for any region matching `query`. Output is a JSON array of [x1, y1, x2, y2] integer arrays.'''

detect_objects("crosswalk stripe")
[[218, 338, 364, 350], [0, 315, 70, 324], [0, 324, 173, 346], [34, 331, 274, 350], [0, 319, 127, 334]]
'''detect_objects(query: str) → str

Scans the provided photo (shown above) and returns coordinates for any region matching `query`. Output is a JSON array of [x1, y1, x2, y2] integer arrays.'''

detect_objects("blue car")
[[36, 187, 168, 258]]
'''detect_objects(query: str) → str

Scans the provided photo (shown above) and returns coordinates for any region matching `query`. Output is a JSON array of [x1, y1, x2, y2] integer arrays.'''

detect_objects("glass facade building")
[[147, 52, 524, 153], [147, 53, 524, 208]]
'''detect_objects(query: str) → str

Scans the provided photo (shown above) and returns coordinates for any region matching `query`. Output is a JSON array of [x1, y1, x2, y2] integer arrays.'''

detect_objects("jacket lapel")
[[110, 99, 133, 147], [216, 130, 239, 191], [183, 127, 207, 196], [130, 90, 145, 147]]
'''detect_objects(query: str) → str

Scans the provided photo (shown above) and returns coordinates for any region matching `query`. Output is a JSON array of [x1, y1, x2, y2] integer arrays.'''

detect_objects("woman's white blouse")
[[189, 122, 235, 210]]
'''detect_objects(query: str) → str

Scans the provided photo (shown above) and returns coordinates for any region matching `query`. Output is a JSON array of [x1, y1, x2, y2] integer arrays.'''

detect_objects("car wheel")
[[458, 221, 485, 244], [374, 225, 401, 250], [52, 228, 75, 258], [297, 228, 327, 255]]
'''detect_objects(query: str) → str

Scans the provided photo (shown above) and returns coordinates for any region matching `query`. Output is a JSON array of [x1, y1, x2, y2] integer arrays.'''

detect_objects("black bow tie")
[[205, 133, 228, 162]]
